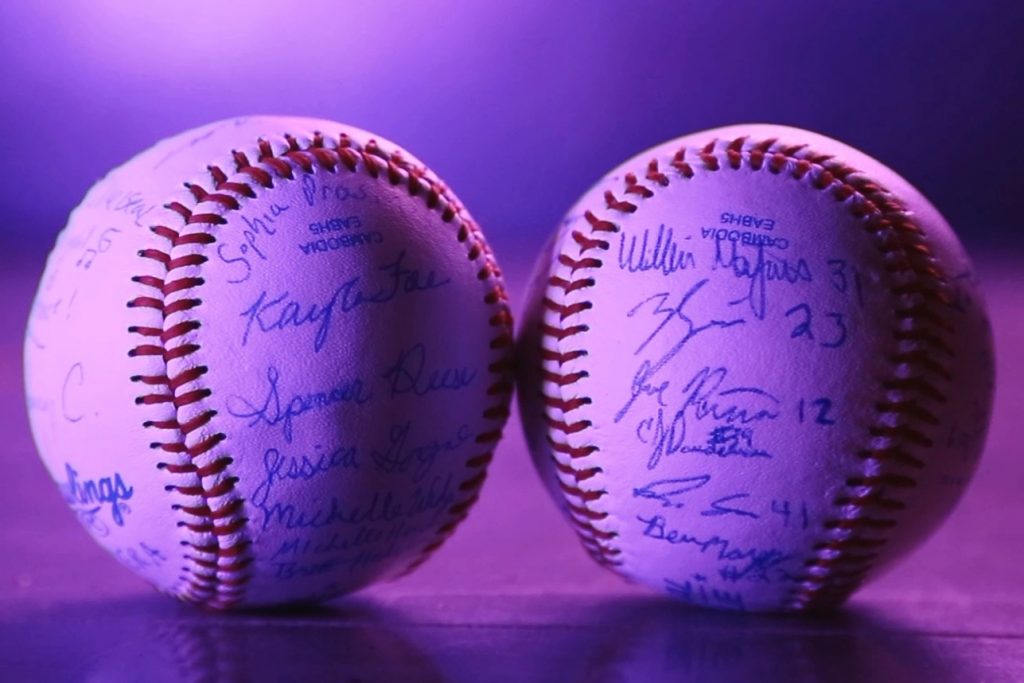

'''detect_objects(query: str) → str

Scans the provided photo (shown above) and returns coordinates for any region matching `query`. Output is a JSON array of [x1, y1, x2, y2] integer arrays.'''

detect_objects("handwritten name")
[[114, 542, 167, 573], [615, 279, 745, 423], [225, 366, 372, 443], [102, 189, 157, 227], [301, 174, 369, 206], [274, 544, 399, 579], [215, 203, 291, 284], [254, 474, 454, 532], [638, 514, 792, 582], [618, 224, 697, 276], [251, 444, 360, 509], [382, 343, 476, 399], [273, 516, 424, 563], [633, 475, 712, 508], [713, 237, 811, 320], [634, 476, 760, 520], [62, 463, 134, 528], [676, 425, 773, 459], [665, 577, 746, 611], [678, 366, 781, 425], [635, 366, 779, 469], [372, 421, 473, 482], [239, 250, 450, 352]]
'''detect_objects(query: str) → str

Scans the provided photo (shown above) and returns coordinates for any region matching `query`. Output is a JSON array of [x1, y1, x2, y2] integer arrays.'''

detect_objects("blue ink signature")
[[616, 279, 745, 422], [61, 463, 133, 531], [665, 577, 746, 611], [713, 237, 812, 320], [635, 366, 780, 469], [272, 526, 385, 561], [680, 366, 781, 423], [274, 538, 415, 579], [618, 224, 696, 276], [382, 343, 477, 398], [301, 173, 369, 207], [677, 426, 773, 459], [633, 475, 712, 508], [634, 476, 759, 519], [240, 249, 450, 352], [114, 542, 167, 572], [251, 444, 360, 509], [255, 474, 455, 532], [216, 202, 291, 284], [701, 492, 759, 519], [75, 226, 122, 271], [102, 189, 156, 227], [371, 421, 473, 482], [638, 514, 792, 582], [225, 366, 372, 443]]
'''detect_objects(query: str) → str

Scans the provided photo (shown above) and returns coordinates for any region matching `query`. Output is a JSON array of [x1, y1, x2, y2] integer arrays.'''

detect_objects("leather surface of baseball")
[[24, 116, 513, 608], [517, 124, 994, 612]]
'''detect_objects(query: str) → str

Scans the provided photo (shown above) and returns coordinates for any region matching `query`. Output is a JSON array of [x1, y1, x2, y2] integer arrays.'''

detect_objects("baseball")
[[517, 124, 994, 612], [24, 116, 513, 608]]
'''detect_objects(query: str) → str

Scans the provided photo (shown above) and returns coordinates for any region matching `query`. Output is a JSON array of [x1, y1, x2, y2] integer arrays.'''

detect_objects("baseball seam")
[[127, 131, 514, 608], [537, 135, 954, 610]]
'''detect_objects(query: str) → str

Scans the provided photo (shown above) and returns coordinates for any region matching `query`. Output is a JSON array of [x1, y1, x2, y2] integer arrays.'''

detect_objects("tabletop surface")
[[1, 253, 1021, 683]]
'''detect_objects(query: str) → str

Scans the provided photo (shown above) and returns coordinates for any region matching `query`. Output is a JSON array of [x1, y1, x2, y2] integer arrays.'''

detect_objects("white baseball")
[[518, 124, 994, 612], [25, 116, 513, 608]]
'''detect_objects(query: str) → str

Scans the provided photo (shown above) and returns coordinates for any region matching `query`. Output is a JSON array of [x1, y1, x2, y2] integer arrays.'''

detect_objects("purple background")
[[1, 0, 1022, 266], [2, 2, 1023, 681]]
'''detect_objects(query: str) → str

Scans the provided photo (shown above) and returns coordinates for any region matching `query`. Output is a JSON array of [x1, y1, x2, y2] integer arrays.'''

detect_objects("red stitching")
[[571, 231, 609, 252], [833, 491, 906, 511], [548, 275, 595, 294], [857, 447, 925, 468], [129, 131, 514, 607], [540, 322, 589, 342], [533, 134, 954, 609], [624, 173, 653, 198]]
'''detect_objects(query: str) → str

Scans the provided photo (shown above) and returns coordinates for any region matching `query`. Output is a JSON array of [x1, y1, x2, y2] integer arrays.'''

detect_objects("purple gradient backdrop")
[[3, 2, 1024, 681], [1, 0, 1022, 266]]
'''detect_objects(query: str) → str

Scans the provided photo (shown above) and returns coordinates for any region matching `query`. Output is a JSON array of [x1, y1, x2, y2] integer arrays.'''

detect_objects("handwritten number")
[[798, 398, 836, 425], [785, 304, 813, 340], [771, 499, 809, 529], [785, 305, 847, 348], [822, 313, 847, 348], [828, 258, 863, 307], [76, 227, 122, 270], [827, 259, 847, 293], [97, 227, 120, 251], [812, 398, 836, 425]]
